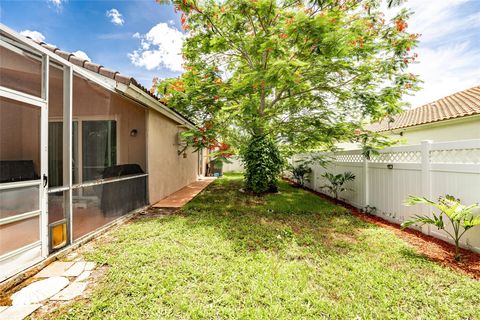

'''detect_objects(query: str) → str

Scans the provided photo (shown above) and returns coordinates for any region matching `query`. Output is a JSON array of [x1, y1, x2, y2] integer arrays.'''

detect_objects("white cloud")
[[404, 0, 480, 45], [72, 50, 91, 61], [128, 23, 185, 72], [48, 0, 65, 7], [19, 30, 45, 42], [106, 9, 124, 26], [406, 42, 480, 107], [389, 0, 480, 107]]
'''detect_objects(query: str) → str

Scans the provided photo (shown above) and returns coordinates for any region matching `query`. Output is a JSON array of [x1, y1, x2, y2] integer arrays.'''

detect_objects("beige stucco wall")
[[384, 116, 480, 145], [147, 110, 200, 204], [337, 116, 480, 151]]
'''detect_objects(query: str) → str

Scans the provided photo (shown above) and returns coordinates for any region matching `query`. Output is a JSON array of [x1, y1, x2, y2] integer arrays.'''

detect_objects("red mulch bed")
[[283, 178, 480, 280]]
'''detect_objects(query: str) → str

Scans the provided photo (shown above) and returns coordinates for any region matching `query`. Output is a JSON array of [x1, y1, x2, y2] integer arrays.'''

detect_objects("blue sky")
[[0, 0, 185, 86], [1, 0, 479, 107]]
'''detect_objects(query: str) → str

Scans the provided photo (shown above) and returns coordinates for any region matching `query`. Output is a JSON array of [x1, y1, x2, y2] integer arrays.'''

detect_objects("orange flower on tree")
[[395, 19, 407, 32]]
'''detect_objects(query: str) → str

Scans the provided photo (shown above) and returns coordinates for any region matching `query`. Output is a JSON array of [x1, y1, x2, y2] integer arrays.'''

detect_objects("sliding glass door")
[[0, 35, 50, 282], [82, 120, 117, 182]]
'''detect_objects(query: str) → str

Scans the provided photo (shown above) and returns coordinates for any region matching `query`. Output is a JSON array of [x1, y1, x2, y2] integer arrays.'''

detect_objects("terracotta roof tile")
[[55, 50, 73, 61], [114, 73, 132, 85], [367, 86, 480, 132], [69, 55, 87, 67], [83, 61, 102, 73], [40, 43, 57, 53], [98, 67, 118, 79]]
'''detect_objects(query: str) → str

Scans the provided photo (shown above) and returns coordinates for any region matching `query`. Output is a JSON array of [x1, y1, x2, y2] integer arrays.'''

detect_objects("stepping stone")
[[74, 271, 92, 282], [11, 277, 69, 305], [0, 304, 42, 320], [51, 282, 87, 301], [63, 262, 86, 277], [65, 252, 79, 261], [35, 262, 74, 278], [84, 262, 96, 271]]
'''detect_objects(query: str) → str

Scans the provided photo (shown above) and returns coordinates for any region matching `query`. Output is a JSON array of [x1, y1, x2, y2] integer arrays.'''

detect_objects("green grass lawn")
[[51, 174, 479, 320]]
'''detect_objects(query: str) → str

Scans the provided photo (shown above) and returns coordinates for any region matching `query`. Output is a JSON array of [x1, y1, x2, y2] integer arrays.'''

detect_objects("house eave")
[[119, 84, 196, 129]]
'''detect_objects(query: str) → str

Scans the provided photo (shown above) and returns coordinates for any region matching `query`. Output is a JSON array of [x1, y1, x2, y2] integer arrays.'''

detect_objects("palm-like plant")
[[402, 195, 480, 261], [321, 172, 355, 201], [289, 163, 312, 187]]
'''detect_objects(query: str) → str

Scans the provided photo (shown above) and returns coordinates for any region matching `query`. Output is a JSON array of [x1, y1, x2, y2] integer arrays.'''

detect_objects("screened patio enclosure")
[[0, 26, 148, 281]]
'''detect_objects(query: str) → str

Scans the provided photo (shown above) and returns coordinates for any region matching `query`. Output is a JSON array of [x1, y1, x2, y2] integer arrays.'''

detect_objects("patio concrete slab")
[[63, 262, 87, 277], [84, 262, 96, 271], [35, 262, 74, 278], [0, 304, 41, 320], [153, 177, 216, 208], [74, 271, 92, 282], [11, 277, 69, 305], [51, 282, 87, 301]]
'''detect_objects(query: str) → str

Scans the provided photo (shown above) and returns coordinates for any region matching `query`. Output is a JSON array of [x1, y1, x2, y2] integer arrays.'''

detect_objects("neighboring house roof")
[[23, 37, 195, 127], [367, 86, 480, 132]]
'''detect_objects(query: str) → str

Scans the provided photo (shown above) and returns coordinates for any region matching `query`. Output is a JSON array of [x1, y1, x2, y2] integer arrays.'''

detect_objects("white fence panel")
[[295, 139, 480, 253], [223, 156, 244, 173], [368, 164, 422, 223]]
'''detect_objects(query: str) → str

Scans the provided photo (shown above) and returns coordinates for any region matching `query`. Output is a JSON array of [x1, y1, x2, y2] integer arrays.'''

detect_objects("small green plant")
[[361, 205, 377, 215], [289, 162, 312, 187], [321, 172, 356, 201], [402, 195, 480, 261]]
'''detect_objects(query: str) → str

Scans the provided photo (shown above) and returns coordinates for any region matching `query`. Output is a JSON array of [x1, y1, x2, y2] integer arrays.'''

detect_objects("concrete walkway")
[[153, 177, 216, 208], [0, 260, 96, 320]]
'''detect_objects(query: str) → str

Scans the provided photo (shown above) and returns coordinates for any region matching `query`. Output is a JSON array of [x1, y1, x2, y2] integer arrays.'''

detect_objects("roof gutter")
[[118, 83, 196, 130]]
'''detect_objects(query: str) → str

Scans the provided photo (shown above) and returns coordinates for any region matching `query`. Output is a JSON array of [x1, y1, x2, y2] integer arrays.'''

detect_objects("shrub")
[[361, 205, 377, 215], [402, 195, 480, 261], [289, 162, 312, 187], [321, 172, 355, 200], [241, 135, 284, 193]]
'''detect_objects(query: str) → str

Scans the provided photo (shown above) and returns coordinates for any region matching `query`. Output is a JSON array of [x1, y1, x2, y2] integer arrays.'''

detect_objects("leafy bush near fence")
[[402, 195, 480, 261], [321, 172, 356, 201]]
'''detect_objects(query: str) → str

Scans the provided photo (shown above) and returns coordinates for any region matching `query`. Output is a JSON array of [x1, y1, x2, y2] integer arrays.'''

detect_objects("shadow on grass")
[[399, 247, 429, 262], [175, 175, 375, 256]]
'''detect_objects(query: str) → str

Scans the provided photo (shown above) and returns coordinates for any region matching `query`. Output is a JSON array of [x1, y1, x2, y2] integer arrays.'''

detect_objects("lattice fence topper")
[[430, 148, 480, 164], [369, 151, 421, 163], [334, 153, 364, 163]]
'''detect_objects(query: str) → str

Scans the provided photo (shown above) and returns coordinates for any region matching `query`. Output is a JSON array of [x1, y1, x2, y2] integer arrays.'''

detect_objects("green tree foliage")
[[156, 0, 420, 192], [402, 195, 480, 261], [241, 134, 284, 193]]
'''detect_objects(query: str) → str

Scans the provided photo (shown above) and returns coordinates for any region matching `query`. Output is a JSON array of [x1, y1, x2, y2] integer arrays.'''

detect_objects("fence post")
[[421, 140, 433, 235], [363, 156, 369, 208]]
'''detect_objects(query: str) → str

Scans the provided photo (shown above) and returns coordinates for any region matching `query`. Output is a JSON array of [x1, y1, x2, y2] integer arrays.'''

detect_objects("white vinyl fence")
[[223, 156, 244, 173], [293, 139, 480, 253]]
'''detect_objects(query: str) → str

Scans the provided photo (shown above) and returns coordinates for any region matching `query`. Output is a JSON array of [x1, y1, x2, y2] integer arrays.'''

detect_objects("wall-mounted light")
[[387, 164, 393, 169], [130, 129, 138, 137]]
